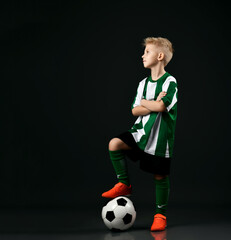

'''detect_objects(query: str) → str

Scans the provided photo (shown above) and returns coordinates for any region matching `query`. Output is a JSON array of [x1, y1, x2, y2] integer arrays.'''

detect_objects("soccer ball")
[[101, 196, 136, 231]]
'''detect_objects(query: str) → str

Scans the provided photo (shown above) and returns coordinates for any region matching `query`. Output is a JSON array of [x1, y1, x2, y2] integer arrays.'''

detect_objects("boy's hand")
[[156, 91, 167, 101]]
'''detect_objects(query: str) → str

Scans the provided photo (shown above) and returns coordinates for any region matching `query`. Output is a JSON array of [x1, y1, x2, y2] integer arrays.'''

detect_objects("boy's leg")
[[101, 138, 132, 198], [108, 137, 132, 186], [154, 175, 170, 216], [109, 149, 130, 186], [151, 174, 169, 231]]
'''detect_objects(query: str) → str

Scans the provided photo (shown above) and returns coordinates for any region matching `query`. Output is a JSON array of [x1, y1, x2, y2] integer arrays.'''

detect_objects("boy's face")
[[142, 44, 161, 69]]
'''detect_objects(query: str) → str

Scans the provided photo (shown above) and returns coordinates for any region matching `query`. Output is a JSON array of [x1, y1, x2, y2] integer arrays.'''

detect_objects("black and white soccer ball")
[[101, 196, 136, 231]]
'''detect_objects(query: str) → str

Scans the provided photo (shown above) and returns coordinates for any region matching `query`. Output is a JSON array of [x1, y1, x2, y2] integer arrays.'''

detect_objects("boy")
[[102, 37, 178, 231]]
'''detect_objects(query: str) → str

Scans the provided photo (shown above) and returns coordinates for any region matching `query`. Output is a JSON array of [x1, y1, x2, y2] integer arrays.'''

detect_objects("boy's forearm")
[[132, 106, 152, 116], [140, 99, 165, 112]]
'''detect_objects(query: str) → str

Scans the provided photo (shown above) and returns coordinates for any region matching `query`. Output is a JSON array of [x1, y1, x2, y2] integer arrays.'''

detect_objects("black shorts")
[[113, 131, 171, 175]]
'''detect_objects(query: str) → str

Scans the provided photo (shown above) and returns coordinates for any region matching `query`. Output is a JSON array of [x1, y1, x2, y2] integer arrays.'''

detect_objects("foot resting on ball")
[[102, 182, 132, 198], [150, 213, 167, 231]]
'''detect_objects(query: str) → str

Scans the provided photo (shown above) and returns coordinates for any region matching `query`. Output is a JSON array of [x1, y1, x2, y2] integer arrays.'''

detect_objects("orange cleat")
[[150, 213, 167, 231], [101, 182, 132, 198]]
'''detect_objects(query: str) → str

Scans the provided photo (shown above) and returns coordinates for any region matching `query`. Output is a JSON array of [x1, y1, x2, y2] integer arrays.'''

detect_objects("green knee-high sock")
[[109, 149, 130, 186], [154, 176, 170, 216]]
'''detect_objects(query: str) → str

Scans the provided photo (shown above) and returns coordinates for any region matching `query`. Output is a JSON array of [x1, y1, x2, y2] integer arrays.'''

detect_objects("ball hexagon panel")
[[101, 206, 107, 219], [106, 198, 118, 211], [110, 217, 126, 230], [113, 206, 127, 219], [125, 203, 136, 214], [103, 217, 112, 229]]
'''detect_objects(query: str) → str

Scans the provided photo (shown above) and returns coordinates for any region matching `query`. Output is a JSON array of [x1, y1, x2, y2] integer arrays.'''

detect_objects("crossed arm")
[[132, 92, 167, 117]]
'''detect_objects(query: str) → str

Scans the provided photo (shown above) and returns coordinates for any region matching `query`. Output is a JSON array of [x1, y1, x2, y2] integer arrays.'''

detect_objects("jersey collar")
[[148, 72, 170, 83]]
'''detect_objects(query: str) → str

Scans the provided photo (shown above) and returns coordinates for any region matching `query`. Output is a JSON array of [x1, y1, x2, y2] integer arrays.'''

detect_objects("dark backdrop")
[[1, 0, 230, 210]]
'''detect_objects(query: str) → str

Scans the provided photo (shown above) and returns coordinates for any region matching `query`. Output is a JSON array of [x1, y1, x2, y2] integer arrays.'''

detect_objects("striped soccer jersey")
[[128, 72, 178, 158]]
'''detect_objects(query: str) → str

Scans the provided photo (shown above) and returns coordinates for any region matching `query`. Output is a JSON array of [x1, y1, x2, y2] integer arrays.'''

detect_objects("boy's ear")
[[158, 52, 165, 61]]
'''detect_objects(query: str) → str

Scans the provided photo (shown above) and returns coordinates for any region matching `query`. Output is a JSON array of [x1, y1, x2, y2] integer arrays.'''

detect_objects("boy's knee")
[[154, 174, 168, 180], [108, 138, 121, 151]]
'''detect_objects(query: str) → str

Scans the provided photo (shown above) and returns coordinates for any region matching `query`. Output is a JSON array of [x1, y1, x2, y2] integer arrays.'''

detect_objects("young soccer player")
[[102, 37, 178, 231]]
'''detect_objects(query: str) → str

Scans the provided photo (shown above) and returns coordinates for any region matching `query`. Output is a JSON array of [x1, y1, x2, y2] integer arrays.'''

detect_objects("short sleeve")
[[161, 81, 178, 112], [131, 79, 146, 110]]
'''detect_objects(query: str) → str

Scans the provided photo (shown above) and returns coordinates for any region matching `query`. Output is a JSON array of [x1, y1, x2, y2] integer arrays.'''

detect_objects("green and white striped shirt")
[[128, 72, 178, 158]]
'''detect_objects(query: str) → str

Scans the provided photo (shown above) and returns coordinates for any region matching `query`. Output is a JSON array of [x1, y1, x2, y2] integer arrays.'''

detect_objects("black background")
[[1, 0, 230, 212]]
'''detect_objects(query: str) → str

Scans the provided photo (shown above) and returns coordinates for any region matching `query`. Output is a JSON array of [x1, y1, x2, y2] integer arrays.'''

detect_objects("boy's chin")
[[143, 66, 150, 69]]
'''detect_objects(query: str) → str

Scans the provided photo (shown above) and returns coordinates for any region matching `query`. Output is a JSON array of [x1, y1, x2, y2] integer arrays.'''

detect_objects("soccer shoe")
[[150, 213, 167, 231], [101, 182, 132, 198]]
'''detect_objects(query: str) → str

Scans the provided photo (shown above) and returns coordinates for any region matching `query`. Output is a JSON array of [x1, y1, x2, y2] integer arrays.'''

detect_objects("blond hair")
[[142, 37, 174, 66]]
